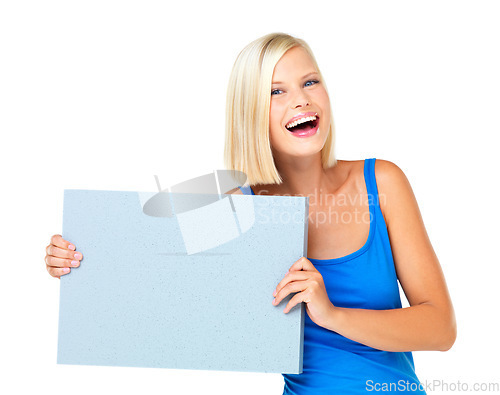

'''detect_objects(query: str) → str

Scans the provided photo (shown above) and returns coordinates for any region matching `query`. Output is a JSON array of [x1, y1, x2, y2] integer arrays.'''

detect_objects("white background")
[[1, 1, 499, 394]]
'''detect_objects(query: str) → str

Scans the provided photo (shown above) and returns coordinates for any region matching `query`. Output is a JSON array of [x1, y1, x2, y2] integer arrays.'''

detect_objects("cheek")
[[316, 87, 330, 107]]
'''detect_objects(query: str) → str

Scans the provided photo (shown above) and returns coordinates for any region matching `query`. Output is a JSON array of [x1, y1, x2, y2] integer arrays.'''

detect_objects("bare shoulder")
[[373, 158, 408, 183], [224, 187, 244, 195], [373, 159, 412, 197]]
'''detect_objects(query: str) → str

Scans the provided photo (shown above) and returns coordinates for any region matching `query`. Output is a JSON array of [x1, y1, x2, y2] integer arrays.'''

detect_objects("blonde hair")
[[224, 32, 337, 186]]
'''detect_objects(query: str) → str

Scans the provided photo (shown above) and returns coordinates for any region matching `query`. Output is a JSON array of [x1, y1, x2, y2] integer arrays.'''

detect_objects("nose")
[[290, 89, 310, 109]]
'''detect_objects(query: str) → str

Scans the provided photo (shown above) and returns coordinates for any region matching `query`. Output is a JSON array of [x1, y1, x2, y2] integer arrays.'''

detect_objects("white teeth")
[[286, 115, 317, 129]]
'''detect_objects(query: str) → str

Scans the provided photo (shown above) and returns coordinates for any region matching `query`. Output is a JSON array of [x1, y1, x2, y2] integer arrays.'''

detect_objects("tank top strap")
[[364, 158, 380, 208], [364, 157, 394, 254]]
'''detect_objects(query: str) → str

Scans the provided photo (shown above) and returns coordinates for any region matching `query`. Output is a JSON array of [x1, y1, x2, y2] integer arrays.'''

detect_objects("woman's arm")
[[322, 160, 457, 352]]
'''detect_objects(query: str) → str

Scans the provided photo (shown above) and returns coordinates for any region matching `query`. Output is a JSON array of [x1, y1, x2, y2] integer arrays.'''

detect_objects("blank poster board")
[[57, 189, 309, 373]]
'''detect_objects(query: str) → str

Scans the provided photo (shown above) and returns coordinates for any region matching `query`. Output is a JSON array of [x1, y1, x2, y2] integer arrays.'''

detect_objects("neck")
[[273, 152, 332, 197]]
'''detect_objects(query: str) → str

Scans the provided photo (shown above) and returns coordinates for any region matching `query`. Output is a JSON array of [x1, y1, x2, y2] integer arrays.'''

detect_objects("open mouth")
[[285, 117, 319, 133], [284, 114, 320, 137]]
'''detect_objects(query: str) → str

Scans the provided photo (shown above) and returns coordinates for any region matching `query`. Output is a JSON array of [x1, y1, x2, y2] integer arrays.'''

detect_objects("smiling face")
[[269, 46, 331, 162]]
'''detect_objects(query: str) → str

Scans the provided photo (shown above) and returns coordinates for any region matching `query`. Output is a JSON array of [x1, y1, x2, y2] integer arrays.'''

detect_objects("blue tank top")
[[238, 158, 426, 394]]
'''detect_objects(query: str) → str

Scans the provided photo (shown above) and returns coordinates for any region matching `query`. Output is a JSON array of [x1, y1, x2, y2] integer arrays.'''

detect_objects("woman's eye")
[[305, 79, 319, 87], [272, 80, 319, 95]]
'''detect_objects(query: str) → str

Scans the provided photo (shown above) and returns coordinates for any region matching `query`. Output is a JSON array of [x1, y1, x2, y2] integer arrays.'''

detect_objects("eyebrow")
[[272, 71, 319, 85]]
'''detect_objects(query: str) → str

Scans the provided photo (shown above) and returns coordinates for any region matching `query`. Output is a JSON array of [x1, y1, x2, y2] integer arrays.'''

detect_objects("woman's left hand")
[[272, 257, 335, 328]]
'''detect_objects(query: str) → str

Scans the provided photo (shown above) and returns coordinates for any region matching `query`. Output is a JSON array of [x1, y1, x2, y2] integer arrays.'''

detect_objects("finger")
[[283, 291, 310, 314], [274, 271, 310, 297], [289, 257, 316, 272], [46, 245, 83, 260], [273, 280, 308, 306], [46, 265, 71, 278], [45, 255, 80, 268], [50, 234, 76, 251]]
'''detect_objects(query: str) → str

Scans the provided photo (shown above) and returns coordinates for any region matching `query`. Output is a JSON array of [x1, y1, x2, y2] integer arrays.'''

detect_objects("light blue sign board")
[[58, 189, 309, 373]]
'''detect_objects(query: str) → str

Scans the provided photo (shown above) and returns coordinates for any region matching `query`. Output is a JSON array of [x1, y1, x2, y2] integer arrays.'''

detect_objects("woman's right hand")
[[45, 234, 83, 278]]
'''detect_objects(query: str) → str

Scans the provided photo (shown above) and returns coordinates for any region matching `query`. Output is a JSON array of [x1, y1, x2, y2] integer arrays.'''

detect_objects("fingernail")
[[273, 290, 277, 297], [272, 299, 277, 305], [63, 268, 70, 273], [74, 253, 82, 260], [68, 244, 75, 251], [71, 260, 79, 267]]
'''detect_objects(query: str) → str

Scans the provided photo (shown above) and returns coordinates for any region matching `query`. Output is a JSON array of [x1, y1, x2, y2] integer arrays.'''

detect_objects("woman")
[[45, 33, 456, 394]]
